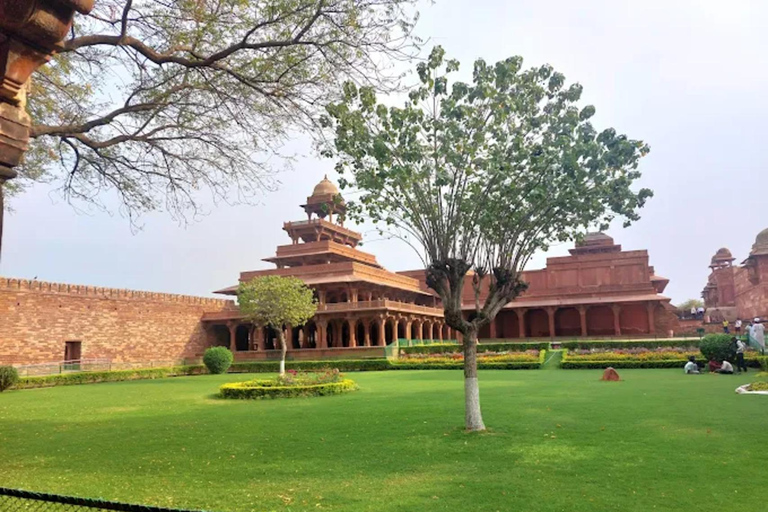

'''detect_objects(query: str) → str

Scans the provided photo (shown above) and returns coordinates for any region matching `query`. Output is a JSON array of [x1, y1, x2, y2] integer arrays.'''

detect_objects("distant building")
[[702, 228, 768, 321]]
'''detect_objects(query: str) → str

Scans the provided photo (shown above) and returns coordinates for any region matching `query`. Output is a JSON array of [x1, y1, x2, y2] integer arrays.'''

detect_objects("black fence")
[[0, 488, 210, 512]]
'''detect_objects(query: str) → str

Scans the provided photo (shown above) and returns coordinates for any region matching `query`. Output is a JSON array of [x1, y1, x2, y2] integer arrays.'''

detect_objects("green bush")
[[227, 359, 391, 373], [219, 378, 358, 399], [699, 334, 736, 362], [203, 347, 234, 374], [560, 340, 699, 350], [0, 366, 19, 392], [15, 366, 204, 389], [401, 342, 548, 355]]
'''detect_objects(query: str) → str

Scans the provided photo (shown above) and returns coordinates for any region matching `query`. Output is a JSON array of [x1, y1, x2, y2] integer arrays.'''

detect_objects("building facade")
[[702, 228, 768, 321]]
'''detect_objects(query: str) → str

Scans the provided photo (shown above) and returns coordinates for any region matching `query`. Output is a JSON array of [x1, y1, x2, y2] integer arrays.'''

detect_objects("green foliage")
[[561, 340, 699, 350], [677, 298, 704, 311], [21, 0, 420, 222], [237, 276, 317, 330], [14, 366, 204, 389], [561, 359, 706, 369], [401, 342, 549, 354], [203, 347, 234, 374], [700, 334, 737, 362], [759, 357, 768, 372], [0, 366, 19, 392], [747, 381, 768, 391], [220, 379, 358, 399]]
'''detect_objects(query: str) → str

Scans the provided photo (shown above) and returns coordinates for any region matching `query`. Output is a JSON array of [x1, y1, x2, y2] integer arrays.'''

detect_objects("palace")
[[0, 177, 678, 366], [701, 228, 768, 321], [201, 178, 677, 360]]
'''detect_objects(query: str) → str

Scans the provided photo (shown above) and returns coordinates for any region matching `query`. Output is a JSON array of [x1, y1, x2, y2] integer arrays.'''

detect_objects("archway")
[[525, 309, 550, 338], [555, 308, 581, 337], [304, 321, 317, 348], [586, 306, 614, 336], [397, 319, 407, 340], [369, 320, 381, 346], [264, 326, 278, 350], [356, 320, 366, 347], [620, 304, 649, 335], [235, 325, 250, 351], [385, 319, 395, 344], [497, 310, 520, 339], [411, 320, 420, 340], [341, 321, 351, 347], [208, 325, 230, 347]]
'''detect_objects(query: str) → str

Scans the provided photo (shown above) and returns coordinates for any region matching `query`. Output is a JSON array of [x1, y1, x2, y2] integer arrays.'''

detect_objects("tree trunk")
[[277, 330, 287, 375], [463, 328, 486, 431]]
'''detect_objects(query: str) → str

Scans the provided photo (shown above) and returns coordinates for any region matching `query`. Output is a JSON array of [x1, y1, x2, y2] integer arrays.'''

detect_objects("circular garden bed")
[[736, 381, 768, 395], [219, 369, 358, 399]]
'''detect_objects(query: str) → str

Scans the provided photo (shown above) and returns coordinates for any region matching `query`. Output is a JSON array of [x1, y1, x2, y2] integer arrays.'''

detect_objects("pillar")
[[546, 307, 557, 339], [437, 322, 444, 341], [378, 317, 386, 346], [255, 326, 265, 351], [427, 321, 434, 340], [227, 322, 237, 352], [405, 319, 412, 340], [612, 305, 622, 336], [364, 320, 371, 347], [347, 318, 357, 347], [316, 320, 327, 349], [416, 320, 423, 340], [489, 318, 497, 339], [646, 302, 656, 335], [578, 306, 588, 337], [285, 324, 293, 350], [516, 309, 527, 339]]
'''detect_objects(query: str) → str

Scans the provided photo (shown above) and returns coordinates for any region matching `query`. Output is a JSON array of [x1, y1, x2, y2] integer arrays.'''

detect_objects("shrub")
[[560, 340, 699, 350], [203, 347, 234, 374], [220, 378, 358, 399], [15, 366, 203, 389], [747, 381, 768, 392], [0, 366, 19, 392], [699, 334, 737, 362], [401, 342, 548, 355]]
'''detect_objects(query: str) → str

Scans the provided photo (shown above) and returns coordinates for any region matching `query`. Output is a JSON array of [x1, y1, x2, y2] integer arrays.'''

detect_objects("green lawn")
[[1, 370, 766, 512]]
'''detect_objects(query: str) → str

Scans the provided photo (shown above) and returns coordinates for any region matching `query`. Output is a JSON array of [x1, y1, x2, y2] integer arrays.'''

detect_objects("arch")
[[264, 326, 279, 350], [525, 309, 550, 338], [356, 319, 367, 347], [497, 310, 520, 339], [619, 304, 650, 335], [397, 319, 407, 340], [411, 319, 420, 340], [555, 307, 581, 337], [304, 321, 317, 349], [369, 320, 380, 346], [586, 306, 614, 336], [234, 325, 250, 351], [291, 326, 301, 349], [341, 320, 351, 347], [208, 324, 230, 347], [386, 318, 396, 344]]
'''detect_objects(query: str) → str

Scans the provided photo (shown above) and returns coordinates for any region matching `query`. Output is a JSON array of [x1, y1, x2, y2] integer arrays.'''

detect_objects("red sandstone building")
[[0, 178, 678, 366], [701, 228, 768, 321]]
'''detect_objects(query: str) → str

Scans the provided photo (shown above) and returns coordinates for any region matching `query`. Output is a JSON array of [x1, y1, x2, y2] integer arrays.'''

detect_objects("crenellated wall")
[[0, 277, 232, 366]]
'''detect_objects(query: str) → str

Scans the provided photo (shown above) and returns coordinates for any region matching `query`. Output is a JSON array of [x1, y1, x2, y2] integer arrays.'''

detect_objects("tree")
[[238, 275, 317, 375], [11, 0, 419, 224], [322, 47, 652, 431], [678, 298, 704, 314]]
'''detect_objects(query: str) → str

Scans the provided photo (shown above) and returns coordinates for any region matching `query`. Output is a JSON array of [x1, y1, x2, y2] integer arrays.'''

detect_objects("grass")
[[1, 370, 767, 512]]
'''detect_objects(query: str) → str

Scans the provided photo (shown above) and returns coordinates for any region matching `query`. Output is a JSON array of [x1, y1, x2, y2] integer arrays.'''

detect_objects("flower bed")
[[220, 370, 359, 399], [561, 347, 763, 369], [392, 350, 546, 370], [400, 342, 549, 355]]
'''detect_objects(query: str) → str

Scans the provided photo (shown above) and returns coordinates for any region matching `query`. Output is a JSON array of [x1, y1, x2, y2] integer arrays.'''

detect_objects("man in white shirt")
[[715, 360, 734, 374], [735, 337, 748, 373], [735, 319, 742, 335], [684, 356, 700, 374], [752, 320, 765, 354]]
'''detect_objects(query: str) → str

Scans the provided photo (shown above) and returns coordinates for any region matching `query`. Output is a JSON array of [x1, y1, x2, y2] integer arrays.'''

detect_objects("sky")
[[2, 0, 767, 304]]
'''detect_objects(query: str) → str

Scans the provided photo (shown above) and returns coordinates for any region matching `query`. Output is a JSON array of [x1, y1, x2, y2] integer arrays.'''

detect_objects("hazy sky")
[[2, 0, 767, 304]]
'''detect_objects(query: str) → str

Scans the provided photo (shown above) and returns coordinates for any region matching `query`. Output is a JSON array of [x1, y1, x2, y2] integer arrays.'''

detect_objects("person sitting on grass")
[[684, 356, 700, 374], [714, 360, 734, 374], [707, 359, 721, 373]]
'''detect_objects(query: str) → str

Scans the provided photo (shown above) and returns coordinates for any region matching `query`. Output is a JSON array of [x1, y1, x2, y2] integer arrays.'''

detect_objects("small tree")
[[238, 276, 317, 375], [678, 299, 704, 314], [323, 47, 651, 431]]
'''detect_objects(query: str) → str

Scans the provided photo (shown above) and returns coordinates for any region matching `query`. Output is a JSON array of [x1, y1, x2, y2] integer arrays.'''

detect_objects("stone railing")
[[0, 276, 233, 306], [317, 299, 443, 317]]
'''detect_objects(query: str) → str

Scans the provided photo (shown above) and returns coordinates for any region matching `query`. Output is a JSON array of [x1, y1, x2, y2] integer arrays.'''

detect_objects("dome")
[[311, 175, 339, 197], [751, 227, 768, 256], [711, 247, 734, 263]]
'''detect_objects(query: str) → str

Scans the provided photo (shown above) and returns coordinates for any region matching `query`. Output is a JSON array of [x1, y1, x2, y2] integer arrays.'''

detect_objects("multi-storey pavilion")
[[202, 178, 448, 353]]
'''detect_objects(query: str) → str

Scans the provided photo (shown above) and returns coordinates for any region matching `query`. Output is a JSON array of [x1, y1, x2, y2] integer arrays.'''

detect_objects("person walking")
[[735, 337, 748, 373], [752, 319, 765, 354]]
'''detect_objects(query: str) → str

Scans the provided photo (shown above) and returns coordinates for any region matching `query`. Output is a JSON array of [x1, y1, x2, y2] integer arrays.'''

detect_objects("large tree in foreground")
[[238, 276, 317, 375], [322, 47, 652, 431], [11, 0, 418, 223]]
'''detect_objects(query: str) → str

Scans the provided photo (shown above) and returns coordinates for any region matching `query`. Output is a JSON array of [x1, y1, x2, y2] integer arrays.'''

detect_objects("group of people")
[[723, 318, 766, 352], [690, 306, 706, 320], [685, 336, 752, 374]]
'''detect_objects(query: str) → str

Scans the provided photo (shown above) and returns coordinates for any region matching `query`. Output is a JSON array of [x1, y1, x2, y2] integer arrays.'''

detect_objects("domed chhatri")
[[751, 227, 768, 256], [710, 247, 735, 266], [311, 175, 340, 197]]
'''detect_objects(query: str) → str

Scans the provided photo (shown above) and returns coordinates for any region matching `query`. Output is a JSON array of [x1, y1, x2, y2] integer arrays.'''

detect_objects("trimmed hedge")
[[227, 359, 391, 373], [203, 347, 233, 374], [401, 342, 549, 355], [560, 340, 699, 350], [0, 365, 19, 392], [14, 366, 205, 389], [219, 378, 358, 399], [561, 356, 763, 370]]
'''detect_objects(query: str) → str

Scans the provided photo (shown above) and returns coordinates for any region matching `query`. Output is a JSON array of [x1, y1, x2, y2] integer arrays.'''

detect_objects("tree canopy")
[[238, 275, 317, 329], [16, 0, 419, 223], [322, 46, 652, 430]]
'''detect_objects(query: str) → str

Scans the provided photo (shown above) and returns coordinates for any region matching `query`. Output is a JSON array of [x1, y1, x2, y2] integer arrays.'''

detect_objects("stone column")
[[578, 306, 588, 337], [255, 326, 265, 351], [489, 318, 497, 339], [347, 317, 357, 347], [516, 309, 527, 339], [415, 320, 423, 340], [316, 320, 327, 349], [378, 317, 386, 346], [227, 322, 237, 352], [646, 302, 656, 335], [364, 320, 371, 347], [285, 324, 293, 350], [405, 318, 412, 340], [547, 307, 557, 339], [612, 305, 622, 336], [427, 321, 434, 340], [437, 322, 444, 341]]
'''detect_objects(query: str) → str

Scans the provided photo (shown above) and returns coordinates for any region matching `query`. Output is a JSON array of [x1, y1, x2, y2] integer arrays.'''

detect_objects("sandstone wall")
[[0, 277, 232, 366], [734, 259, 768, 320]]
